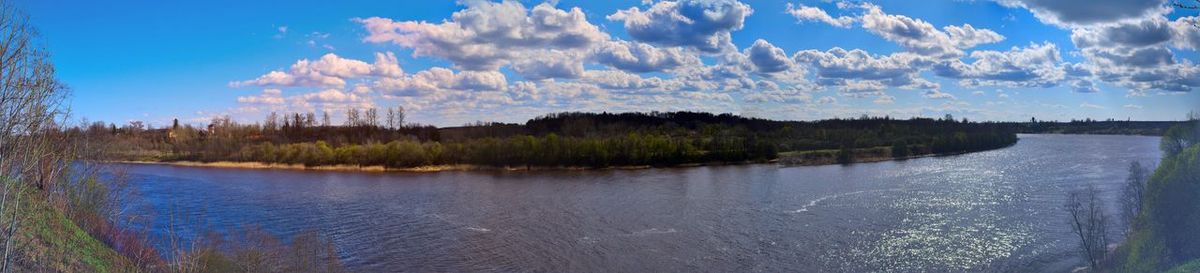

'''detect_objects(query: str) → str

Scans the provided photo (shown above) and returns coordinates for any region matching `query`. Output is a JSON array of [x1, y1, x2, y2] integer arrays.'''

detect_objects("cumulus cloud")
[[743, 88, 814, 103], [1065, 15, 1200, 94], [375, 67, 508, 96], [237, 89, 286, 105], [997, 0, 1168, 27], [859, 3, 1003, 58], [793, 48, 936, 89], [232, 52, 403, 88], [838, 80, 887, 98], [608, 0, 753, 53], [357, 1, 607, 70], [295, 89, 368, 104], [1169, 16, 1200, 50], [786, 3, 855, 28], [744, 39, 794, 73], [933, 42, 1065, 88], [511, 50, 586, 80], [590, 40, 700, 73], [580, 70, 665, 90], [1071, 18, 1173, 48]]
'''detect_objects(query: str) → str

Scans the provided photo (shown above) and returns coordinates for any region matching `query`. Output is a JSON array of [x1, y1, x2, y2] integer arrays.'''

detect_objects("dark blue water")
[[114, 134, 1161, 272]]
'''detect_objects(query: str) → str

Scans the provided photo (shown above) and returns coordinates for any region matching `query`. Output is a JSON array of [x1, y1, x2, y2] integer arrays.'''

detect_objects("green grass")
[[1164, 259, 1200, 273], [11, 188, 132, 272]]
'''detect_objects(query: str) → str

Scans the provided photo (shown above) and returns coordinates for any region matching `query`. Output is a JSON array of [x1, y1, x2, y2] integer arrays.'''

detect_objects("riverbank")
[[110, 160, 787, 172], [112, 143, 1007, 173]]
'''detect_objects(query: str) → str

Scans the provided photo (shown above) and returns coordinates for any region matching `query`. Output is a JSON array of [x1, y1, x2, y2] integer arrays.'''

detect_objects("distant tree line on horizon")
[[68, 110, 1024, 168], [1016, 116, 1184, 136]]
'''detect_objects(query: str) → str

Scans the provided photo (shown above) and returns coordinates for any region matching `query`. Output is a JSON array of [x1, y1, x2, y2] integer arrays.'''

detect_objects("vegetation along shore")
[[73, 111, 1042, 171]]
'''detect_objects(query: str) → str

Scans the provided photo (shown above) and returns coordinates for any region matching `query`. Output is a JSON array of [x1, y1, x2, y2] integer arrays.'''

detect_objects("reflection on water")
[[116, 134, 1160, 272]]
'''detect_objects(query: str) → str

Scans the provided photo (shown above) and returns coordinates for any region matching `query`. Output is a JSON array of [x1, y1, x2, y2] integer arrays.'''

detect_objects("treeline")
[[1014, 118, 1184, 136], [230, 133, 774, 168], [79, 111, 1020, 168]]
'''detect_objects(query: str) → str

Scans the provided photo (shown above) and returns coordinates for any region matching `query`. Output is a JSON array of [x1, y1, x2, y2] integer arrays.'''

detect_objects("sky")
[[16, 0, 1200, 127]]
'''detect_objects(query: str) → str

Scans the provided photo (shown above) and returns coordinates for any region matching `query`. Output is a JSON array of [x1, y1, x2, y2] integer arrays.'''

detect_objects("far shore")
[[110, 160, 706, 173], [107, 145, 994, 173]]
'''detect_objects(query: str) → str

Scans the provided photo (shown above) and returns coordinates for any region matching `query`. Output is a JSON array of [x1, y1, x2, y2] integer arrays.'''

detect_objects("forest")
[[77, 110, 1021, 169]]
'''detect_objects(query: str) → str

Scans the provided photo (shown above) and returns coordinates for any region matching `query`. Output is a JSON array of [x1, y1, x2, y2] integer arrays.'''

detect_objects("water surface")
[[117, 134, 1161, 272]]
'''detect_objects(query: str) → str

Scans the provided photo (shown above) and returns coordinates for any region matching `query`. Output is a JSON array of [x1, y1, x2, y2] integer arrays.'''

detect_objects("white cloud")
[[1067, 14, 1200, 94], [839, 80, 886, 98], [511, 50, 586, 80], [786, 3, 855, 28], [934, 42, 1065, 88], [744, 39, 794, 73], [608, 0, 753, 53], [859, 3, 1003, 58], [1071, 18, 1173, 49], [996, 0, 1168, 27], [356, 1, 608, 71], [375, 67, 508, 97], [1070, 80, 1100, 93], [744, 88, 814, 103], [590, 40, 700, 73], [232, 52, 403, 88], [1079, 102, 1106, 109], [580, 70, 664, 90], [793, 48, 936, 89], [237, 89, 285, 105], [921, 90, 956, 100], [295, 89, 367, 104], [1171, 16, 1200, 50]]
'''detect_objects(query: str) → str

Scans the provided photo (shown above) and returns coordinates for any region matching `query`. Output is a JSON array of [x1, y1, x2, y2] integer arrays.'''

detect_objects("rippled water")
[[115, 134, 1160, 272]]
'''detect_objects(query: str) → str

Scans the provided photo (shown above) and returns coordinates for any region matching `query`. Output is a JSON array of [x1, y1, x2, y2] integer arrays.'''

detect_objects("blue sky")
[[18, 0, 1200, 127]]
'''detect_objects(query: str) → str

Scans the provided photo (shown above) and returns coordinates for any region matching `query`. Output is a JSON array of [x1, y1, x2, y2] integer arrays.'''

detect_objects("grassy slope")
[[10, 190, 132, 272], [1164, 259, 1200, 273]]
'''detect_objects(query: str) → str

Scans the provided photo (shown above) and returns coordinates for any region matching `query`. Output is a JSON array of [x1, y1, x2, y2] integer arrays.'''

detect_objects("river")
[[114, 134, 1161, 272]]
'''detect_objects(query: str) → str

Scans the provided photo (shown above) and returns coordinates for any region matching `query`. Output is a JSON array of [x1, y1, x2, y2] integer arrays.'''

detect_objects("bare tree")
[[305, 112, 316, 127], [365, 108, 378, 127], [395, 106, 405, 128], [292, 113, 304, 129], [0, 2, 71, 271], [1120, 162, 1150, 233], [1065, 185, 1111, 270], [345, 108, 359, 127], [321, 111, 331, 127], [386, 107, 395, 129], [264, 112, 279, 131]]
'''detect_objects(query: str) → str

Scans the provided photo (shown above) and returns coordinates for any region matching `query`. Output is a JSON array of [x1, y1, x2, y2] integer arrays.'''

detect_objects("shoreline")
[[107, 145, 1001, 173], [108, 160, 760, 173]]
